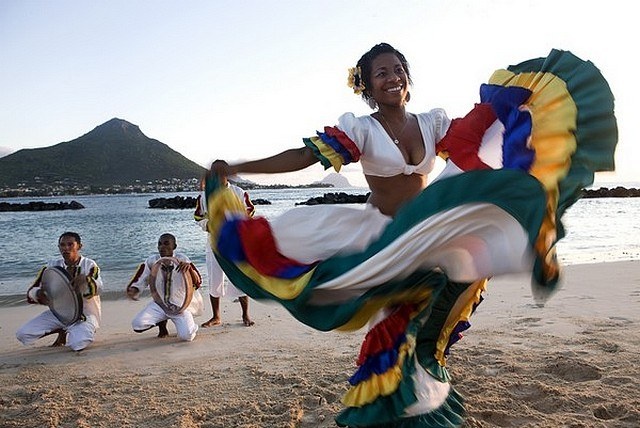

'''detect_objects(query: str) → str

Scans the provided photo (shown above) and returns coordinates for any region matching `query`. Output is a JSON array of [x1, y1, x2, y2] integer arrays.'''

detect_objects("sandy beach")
[[1, 261, 639, 427]]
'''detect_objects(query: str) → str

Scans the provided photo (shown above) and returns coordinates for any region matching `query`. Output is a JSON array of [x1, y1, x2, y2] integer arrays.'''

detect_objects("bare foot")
[[201, 318, 221, 328], [157, 320, 169, 338], [243, 317, 255, 327], [50, 331, 66, 347]]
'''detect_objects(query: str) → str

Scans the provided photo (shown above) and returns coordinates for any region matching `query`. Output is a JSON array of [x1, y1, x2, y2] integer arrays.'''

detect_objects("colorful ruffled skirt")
[[204, 49, 617, 427]]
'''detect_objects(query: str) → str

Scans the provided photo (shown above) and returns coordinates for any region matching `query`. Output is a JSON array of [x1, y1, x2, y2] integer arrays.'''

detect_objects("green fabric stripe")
[[216, 169, 546, 331], [415, 280, 475, 381], [506, 49, 617, 292], [302, 137, 332, 170], [336, 382, 465, 427], [506, 49, 617, 216]]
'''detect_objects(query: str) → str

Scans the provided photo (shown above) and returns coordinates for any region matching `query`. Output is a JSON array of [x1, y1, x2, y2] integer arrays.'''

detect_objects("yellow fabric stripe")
[[126, 263, 146, 289], [29, 266, 47, 289], [84, 266, 99, 298], [309, 136, 344, 172], [488, 70, 577, 281], [534, 189, 561, 282], [487, 70, 577, 191], [234, 262, 315, 300], [207, 185, 315, 300], [206, 187, 248, 244], [336, 288, 434, 332], [434, 279, 487, 366], [342, 338, 415, 407]]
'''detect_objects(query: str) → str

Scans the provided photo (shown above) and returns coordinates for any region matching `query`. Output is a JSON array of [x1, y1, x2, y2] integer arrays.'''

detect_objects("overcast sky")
[[1, 0, 637, 187]]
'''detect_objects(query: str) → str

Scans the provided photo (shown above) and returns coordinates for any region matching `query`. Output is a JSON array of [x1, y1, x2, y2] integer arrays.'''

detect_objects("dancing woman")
[[207, 43, 617, 426]]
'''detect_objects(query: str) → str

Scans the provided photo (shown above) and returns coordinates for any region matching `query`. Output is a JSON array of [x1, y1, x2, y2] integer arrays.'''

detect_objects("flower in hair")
[[347, 66, 366, 95]]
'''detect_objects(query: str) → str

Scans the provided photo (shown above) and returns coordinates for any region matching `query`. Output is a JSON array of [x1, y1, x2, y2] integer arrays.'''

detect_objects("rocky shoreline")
[[3, 187, 636, 212], [582, 186, 640, 198], [0, 200, 85, 212], [145, 187, 639, 209], [295, 192, 370, 205], [147, 196, 271, 209]]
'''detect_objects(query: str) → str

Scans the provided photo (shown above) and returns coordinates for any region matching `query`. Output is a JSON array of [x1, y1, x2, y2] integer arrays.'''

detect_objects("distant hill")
[[0, 118, 207, 187], [0, 146, 13, 158], [315, 172, 352, 188]]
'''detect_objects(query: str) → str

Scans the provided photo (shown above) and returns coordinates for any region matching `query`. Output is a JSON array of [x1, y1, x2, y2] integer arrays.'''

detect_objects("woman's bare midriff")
[[365, 173, 427, 217]]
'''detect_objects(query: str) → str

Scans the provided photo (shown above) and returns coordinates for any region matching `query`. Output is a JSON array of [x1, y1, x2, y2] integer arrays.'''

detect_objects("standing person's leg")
[[202, 241, 224, 327], [238, 295, 254, 327], [225, 278, 254, 327]]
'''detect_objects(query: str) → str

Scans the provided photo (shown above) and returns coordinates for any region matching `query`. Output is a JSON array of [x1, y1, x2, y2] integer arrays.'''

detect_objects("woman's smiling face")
[[367, 52, 409, 107]]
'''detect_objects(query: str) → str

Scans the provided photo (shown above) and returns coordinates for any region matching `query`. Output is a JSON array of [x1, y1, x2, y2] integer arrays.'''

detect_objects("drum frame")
[[148, 257, 194, 316], [41, 266, 83, 326]]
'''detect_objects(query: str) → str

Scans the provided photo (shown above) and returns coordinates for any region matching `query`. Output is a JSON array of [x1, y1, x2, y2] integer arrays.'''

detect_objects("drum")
[[148, 257, 194, 316], [41, 266, 83, 326]]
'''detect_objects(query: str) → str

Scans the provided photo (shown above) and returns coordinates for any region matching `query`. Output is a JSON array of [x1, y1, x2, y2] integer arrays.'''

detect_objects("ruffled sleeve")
[[302, 112, 362, 172], [429, 108, 452, 142]]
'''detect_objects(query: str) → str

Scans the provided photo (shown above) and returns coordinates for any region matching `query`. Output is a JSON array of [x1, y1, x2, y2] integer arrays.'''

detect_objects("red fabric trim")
[[324, 126, 361, 162], [356, 304, 415, 365], [126, 263, 146, 290], [189, 263, 203, 288], [194, 195, 206, 221], [237, 217, 308, 276], [435, 103, 496, 171], [243, 192, 255, 217]]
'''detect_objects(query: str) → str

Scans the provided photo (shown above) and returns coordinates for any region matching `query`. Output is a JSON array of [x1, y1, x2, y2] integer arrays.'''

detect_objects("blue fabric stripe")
[[348, 348, 400, 385], [217, 218, 246, 262], [480, 84, 535, 171], [317, 131, 353, 164]]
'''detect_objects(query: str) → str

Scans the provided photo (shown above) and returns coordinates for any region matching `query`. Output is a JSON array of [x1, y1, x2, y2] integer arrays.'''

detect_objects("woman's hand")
[[207, 147, 318, 180]]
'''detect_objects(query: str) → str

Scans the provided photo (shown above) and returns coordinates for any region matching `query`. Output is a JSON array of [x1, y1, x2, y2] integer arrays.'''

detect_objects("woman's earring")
[[404, 91, 411, 104], [367, 98, 378, 110]]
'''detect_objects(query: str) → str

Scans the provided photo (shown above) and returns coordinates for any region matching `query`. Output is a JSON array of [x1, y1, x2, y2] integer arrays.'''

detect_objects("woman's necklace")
[[379, 112, 409, 145]]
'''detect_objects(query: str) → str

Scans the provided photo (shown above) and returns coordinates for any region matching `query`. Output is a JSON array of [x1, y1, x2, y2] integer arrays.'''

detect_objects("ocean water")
[[1, 187, 638, 298]]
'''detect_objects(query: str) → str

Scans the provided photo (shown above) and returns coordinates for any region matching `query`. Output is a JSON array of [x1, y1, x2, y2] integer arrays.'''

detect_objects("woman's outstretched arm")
[[210, 146, 318, 177]]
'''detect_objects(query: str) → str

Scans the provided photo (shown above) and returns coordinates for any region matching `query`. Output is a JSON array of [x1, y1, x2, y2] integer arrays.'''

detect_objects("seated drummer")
[[126, 233, 203, 342], [16, 231, 103, 351]]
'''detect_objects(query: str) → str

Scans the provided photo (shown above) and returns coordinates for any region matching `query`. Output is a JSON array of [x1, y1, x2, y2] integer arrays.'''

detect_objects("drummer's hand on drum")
[[176, 261, 191, 273], [36, 288, 49, 305], [71, 275, 88, 294], [126, 285, 140, 300]]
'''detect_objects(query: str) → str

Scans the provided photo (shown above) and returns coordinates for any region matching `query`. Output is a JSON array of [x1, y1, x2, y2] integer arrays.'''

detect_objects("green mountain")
[[0, 118, 207, 187]]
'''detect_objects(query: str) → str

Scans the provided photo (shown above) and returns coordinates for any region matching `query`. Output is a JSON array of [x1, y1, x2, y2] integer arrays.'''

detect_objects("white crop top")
[[337, 109, 450, 177]]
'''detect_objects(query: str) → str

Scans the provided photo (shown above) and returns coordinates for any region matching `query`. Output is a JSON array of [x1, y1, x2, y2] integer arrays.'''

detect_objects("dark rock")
[[148, 195, 269, 209], [252, 198, 271, 205], [148, 196, 198, 209], [295, 192, 370, 205], [582, 187, 640, 198], [0, 200, 85, 212]]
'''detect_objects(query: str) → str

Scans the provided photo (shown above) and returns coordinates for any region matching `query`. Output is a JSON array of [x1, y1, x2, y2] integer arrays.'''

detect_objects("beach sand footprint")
[[543, 356, 602, 382], [469, 409, 539, 427], [512, 316, 543, 332], [593, 403, 629, 421]]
